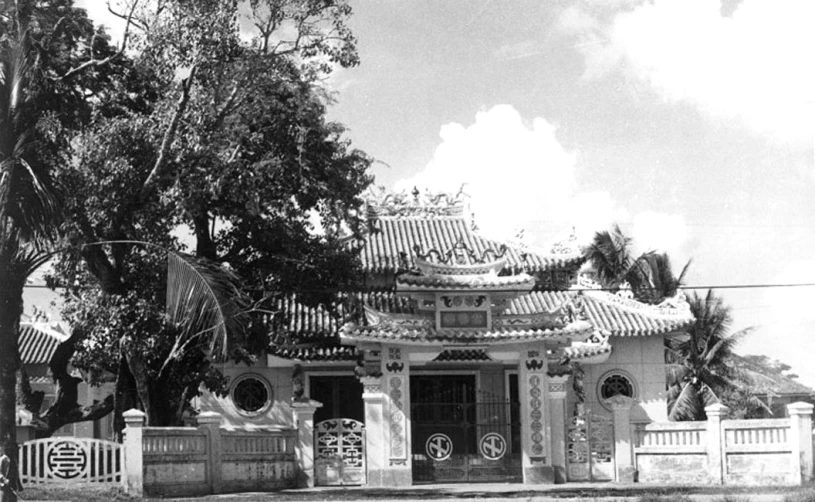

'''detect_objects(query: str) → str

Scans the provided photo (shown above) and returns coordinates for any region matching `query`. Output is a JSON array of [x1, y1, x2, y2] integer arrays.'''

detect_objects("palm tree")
[[585, 224, 690, 304], [0, 29, 59, 501], [665, 290, 764, 421]]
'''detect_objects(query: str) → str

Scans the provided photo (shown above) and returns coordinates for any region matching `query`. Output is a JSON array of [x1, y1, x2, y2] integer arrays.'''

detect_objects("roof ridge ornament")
[[364, 186, 469, 218], [413, 238, 507, 267]]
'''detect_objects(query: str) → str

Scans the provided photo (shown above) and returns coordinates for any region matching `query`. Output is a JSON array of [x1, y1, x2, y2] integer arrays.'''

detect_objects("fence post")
[[197, 411, 223, 494], [607, 394, 635, 482], [122, 409, 145, 497], [787, 401, 814, 484], [291, 398, 323, 488], [705, 403, 727, 485]]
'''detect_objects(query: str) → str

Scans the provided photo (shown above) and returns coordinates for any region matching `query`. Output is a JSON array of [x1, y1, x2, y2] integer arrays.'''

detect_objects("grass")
[[16, 485, 135, 502], [15, 484, 815, 502]]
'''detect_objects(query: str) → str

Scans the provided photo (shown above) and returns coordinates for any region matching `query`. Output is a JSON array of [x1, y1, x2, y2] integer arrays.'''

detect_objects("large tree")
[[49, 0, 372, 430]]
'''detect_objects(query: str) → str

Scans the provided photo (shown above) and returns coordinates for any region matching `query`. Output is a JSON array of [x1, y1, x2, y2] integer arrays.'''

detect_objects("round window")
[[231, 374, 272, 416], [597, 370, 637, 409]]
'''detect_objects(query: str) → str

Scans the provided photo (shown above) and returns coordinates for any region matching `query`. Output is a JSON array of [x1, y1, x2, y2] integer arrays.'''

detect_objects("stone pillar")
[[382, 346, 411, 486], [197, 411, 223, 494], [607, 395, 635, 483], [361, 376, 386, 487], [519, 345, 553, 483], [122, 409, 145, 497], [291, 399, 323, 488], [547, 375, 569, 484], [787, 401, 814, 484], [705, 403, 727, 485]]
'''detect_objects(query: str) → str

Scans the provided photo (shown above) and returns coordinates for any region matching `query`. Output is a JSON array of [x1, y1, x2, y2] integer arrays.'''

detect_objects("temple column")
[[547, 375, 569, 484], [361, 376, 386, 487], [381, 345, 411, 486], [519, 344, 553, 483]]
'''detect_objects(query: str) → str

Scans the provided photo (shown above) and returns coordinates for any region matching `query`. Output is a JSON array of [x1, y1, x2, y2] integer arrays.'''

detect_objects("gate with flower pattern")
[[314, 419, 366, 486], [566, 410, 614, 481]]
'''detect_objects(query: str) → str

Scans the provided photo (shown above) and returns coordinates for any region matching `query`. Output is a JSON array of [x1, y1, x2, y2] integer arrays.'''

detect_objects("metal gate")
[[411, 395, 521, 483], [566, 410, 614, 481], [314, 419, 366, 486]]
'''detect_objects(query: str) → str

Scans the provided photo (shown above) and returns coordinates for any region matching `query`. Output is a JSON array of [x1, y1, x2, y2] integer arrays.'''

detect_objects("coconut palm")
[[585, 224, 690, 304], [0, 29, 59, 501], [665, 290, 765, 421]]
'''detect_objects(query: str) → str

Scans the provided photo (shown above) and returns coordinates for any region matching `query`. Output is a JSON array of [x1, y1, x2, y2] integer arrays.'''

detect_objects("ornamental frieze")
[[365, 186, 468, 218]]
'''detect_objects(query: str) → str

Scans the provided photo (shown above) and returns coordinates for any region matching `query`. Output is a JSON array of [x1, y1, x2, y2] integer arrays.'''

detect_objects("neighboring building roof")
[[732, 355, 813, 398], [19, 323, 67, 365]]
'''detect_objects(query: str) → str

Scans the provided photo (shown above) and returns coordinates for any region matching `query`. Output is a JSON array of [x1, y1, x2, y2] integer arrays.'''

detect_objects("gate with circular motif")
[[18, 437, 122, 485], [410, 377, 521, 483]]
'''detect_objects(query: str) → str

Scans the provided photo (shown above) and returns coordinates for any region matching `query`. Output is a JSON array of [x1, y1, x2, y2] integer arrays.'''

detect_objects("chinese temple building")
[[198, 190, 694, 486]]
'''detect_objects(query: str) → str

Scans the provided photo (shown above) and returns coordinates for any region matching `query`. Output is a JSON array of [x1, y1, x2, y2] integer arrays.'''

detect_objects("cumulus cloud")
[[632, 211, 688, 258], [562, 0, 815, 146], [396, 105, 687, 256], [396, 105, 577, 241]]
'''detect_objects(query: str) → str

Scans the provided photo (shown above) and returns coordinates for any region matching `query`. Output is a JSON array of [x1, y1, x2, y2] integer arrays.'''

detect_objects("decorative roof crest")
[[413, 239, 507, 276], [365, 186, 469, 218]]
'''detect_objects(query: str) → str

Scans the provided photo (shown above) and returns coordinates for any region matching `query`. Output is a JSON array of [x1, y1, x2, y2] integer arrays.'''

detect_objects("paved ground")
[[151, 482, 809, 502]]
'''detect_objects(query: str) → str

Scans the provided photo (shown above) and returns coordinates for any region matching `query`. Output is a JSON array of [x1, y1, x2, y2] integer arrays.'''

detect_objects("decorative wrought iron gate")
[[314, 419, 366, 486], [566, 410, 614, 481], [411, 390, 521, 483]]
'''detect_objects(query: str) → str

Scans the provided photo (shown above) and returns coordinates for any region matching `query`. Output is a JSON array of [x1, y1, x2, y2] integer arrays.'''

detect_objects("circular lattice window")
[[597, 370, 637, 410], [231, 374, 273, 416]]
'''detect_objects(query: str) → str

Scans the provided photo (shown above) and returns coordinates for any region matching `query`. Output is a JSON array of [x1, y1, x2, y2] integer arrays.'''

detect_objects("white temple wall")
[[583, 336, 668, 423], [197, 362, 294, 429]]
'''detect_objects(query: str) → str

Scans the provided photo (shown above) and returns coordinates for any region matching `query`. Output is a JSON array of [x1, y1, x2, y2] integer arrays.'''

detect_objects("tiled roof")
[[269, 345, 358, 362], [19, 323, 66, 365], [563, 340, 613, 363], [397, 272, 535, 291], [340, 321, 594, 345], [362, 216, 583, 274], [515, 291, 693, 337]]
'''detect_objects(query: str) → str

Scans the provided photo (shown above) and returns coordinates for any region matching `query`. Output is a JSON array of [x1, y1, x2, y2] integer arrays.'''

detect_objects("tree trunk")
[[0, 271, 25, 502]]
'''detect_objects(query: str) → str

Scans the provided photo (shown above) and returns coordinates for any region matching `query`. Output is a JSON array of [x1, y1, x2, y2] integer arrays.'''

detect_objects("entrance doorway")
[[566, 410, 614, 481], [410, 375, 521, 483]]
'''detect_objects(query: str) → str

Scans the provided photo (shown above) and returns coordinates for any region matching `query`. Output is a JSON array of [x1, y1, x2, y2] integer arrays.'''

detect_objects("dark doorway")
[[310, 375, 364, 424], [410, 374, 521, 483]]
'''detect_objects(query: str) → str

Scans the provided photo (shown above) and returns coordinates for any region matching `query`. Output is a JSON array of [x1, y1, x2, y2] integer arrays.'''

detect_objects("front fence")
[[123, 410, 298, 497], [633, 402, 813, 485], [18, 437, 122, 486]]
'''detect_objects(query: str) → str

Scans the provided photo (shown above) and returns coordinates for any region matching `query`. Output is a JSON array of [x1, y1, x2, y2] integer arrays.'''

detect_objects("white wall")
[[583, 336, 668, 422], [197, 362, 295, 429]]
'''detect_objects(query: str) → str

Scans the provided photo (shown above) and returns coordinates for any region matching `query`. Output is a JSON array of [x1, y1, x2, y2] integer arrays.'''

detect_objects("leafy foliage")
[[48, 0, 372, 428]]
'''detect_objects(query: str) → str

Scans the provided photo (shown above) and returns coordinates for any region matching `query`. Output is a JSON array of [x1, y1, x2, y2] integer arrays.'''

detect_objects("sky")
[[70, 0, 815, 386]]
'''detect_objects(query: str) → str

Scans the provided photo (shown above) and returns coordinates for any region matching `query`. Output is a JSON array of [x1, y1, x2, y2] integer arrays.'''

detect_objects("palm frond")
[[668, 381, 705, 421], [165, 252, 250, 365], [0, 28, 59, 240], [586, 224, 633, 288]]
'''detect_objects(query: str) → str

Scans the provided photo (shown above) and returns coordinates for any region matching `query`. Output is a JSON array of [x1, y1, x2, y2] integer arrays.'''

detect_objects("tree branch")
[[137, 64, 197, 203], [54, 0, 140, 80]]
